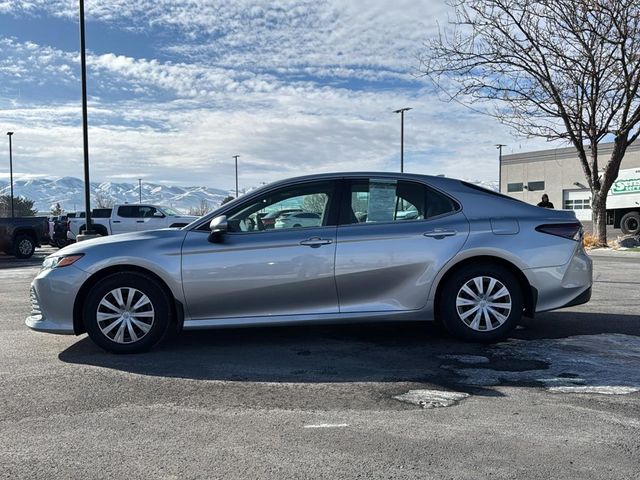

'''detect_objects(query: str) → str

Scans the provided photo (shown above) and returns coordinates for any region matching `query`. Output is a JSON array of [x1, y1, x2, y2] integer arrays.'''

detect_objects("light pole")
[[232, 155, 239, 198], [496, 144, 506, 192], [138, 178, 142, 203], [78, 0, 93, 235], [6, 132, 14, 218], [393, 108, 411, 173]]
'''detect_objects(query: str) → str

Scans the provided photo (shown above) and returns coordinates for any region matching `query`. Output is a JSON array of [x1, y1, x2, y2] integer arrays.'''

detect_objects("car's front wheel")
[[83, 272, 172, 353], [438, 264, 523, 342]]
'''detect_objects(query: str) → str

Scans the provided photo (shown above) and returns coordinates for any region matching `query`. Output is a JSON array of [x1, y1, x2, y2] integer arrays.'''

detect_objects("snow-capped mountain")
[[0, 177, 234, 214], [0, 176, 499, 215]]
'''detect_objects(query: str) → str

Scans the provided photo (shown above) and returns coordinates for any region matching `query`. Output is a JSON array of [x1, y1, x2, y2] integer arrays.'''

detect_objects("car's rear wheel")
[[83, 272, 172, 353], [438, 264, 523, 342], [13, 234, 36, 259]]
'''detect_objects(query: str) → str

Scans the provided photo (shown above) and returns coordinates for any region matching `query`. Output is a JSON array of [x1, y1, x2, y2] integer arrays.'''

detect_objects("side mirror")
[[208, 215, 228, 243], [153, 211, 164, 218]]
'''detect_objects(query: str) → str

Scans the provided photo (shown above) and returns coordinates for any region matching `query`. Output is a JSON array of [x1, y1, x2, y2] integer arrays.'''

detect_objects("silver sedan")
[[26, 173, 592, 353]]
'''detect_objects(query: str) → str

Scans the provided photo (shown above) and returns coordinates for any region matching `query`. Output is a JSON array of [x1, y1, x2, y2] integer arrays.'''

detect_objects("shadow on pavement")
[[59, 310, 640, 390]]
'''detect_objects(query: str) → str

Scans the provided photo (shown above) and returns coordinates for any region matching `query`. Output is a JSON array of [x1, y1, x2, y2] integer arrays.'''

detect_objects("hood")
[[53, 228, 188, 257]]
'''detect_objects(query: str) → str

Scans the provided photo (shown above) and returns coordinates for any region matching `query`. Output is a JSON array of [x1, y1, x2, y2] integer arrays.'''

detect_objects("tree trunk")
[[591, 191, 608, 247]]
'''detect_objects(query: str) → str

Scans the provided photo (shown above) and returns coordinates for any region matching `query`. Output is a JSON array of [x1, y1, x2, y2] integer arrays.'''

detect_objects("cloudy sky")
[[0, 0, 548, 190]]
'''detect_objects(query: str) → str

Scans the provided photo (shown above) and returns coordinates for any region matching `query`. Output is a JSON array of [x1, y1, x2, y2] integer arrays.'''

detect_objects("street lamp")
[[138, 178, 142, 203], [495, 144, 506, 192], [393, 107, 411, 173], [232, 155, 240, 198], [6, 132, 14, 218], [78, 0, 93, 236]]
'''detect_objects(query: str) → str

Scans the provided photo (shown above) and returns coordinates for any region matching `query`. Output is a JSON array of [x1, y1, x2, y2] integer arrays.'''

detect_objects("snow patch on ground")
[[438, 354, 490, 364], [444, 334, 640, 395], [548, 386, 640, 395], [394, 389, 470, 408]]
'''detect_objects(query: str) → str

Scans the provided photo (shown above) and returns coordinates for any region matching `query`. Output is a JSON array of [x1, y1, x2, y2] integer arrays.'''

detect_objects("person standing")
[[537, 194, 554, 209]]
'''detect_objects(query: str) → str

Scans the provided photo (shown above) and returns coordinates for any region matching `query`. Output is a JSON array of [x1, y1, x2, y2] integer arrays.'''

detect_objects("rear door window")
[[342, 178, 459, 225], [117, 206, 141, 218]]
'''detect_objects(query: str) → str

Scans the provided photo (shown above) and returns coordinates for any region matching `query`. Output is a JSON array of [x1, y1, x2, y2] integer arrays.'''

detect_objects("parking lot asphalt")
[[0, 247, 639, 479]]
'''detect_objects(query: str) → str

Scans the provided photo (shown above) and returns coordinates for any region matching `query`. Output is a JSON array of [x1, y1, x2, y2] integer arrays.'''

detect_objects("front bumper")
[[523, 242, 593, 313], [25, 264, 89, 335]]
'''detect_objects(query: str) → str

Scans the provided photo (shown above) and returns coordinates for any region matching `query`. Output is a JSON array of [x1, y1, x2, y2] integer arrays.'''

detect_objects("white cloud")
[[0, 2, 554, 191]]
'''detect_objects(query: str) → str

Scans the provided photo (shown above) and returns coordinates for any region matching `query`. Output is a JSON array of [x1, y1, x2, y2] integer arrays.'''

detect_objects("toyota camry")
[[26, 173, 592, 353]]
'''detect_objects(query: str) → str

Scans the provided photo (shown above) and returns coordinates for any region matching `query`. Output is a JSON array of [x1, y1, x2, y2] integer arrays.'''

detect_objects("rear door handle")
[[300, 237, 333, 247], [424, 229, 456, 238], [136, 220, 144, 223], [112, 220, 121, 223]]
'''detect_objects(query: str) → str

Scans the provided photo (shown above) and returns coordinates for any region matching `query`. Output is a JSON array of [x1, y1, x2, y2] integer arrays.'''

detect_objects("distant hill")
[[0, 177, 234, 214], [0, 176, 499, 215]]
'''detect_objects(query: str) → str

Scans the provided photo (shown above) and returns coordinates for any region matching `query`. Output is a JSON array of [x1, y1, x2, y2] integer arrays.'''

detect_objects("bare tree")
[[302, 194, 328, 214], [94, 191, 116, 208], [189, 199, 212, 216], [50, 202, 62, 215], [419, 0, 640, 245]]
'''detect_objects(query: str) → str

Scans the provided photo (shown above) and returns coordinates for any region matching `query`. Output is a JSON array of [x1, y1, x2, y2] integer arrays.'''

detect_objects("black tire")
[[83, 272, 173, 353], [13, 234, 36, 259], [437, 263, 523, 342], [293, 224, 302, 228], [54, 237, 68, 249], [620, 212, 640, 236]]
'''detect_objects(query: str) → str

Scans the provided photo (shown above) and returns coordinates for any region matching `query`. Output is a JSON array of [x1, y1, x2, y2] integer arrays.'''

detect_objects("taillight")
[[535, 223, 583, 241]]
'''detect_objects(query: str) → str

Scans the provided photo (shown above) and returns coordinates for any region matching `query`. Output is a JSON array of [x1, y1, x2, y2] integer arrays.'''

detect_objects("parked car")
[[260, 208, 302, 229], [67, 205, 196, 239], [0, 216, 50, 258], [27, 172, 592, 353], [274, 211, 321, 229]]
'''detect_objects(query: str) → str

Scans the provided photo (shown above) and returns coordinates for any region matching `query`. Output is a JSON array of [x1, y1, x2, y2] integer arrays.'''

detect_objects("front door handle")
[[136, 220, 144, 223], [300, 237, 333, 247], [424, 229, 456, 238]]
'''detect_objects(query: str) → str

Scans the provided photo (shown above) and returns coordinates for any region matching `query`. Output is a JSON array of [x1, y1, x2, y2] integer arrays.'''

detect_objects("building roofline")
[[501, 140, 640, 165]]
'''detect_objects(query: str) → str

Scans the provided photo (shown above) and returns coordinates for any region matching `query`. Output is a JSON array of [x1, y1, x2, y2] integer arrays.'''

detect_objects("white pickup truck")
[[68, 204, 197, 239]]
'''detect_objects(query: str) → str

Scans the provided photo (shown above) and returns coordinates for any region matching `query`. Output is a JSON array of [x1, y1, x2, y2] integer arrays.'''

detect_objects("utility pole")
[[6, 132, 14, 218], [393, 108, 411, 173], [232, 155, 239, 198], [78, 0, 93, 236], [138, 178, 142, 203], [496, 144, 506, 192]]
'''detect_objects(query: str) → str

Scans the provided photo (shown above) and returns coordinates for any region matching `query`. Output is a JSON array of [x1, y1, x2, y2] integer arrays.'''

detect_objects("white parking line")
[[303, 423, 349, 429]]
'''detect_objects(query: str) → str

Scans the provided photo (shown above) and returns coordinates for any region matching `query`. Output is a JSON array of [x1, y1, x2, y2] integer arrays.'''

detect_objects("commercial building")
[[500, 141, 640, 220]]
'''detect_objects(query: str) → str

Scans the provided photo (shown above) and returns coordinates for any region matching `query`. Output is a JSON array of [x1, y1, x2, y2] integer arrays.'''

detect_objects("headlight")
[[42, 254, 84, 270]]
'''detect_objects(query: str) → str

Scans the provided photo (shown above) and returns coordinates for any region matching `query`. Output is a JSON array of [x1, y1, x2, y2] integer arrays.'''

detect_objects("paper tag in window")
[[367, 179, 397, 222]]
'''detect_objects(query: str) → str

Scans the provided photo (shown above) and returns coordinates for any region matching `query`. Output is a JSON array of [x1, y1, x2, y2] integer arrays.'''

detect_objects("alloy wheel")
[[455, 276, 512, 332], [18, 239, 33, 256]]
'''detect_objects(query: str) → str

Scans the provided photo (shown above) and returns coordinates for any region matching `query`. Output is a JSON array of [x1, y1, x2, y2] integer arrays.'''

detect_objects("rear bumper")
[[523, 243, 593, 313]]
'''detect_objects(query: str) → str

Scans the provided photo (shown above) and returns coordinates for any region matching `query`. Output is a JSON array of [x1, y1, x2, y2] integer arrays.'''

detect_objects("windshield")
[[159, 206, 182, 216]]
